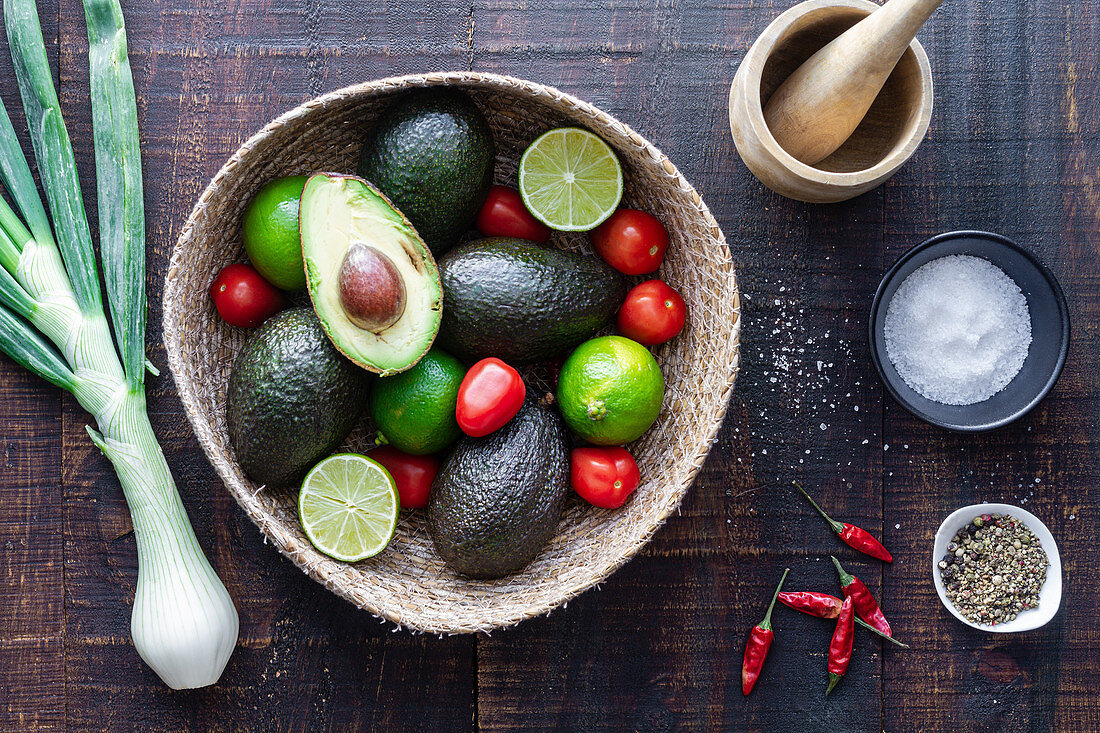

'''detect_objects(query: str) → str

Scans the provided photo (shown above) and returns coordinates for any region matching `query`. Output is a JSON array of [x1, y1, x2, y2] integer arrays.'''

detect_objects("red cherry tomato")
[[368, 445, 439, 509], [590, 209, 669, 275], [616, 279, 687, 346], [455, 357, 526, 437], [570, 447, 640, 509], [209, 263, 287, 328], [476, 185, 552, 243]]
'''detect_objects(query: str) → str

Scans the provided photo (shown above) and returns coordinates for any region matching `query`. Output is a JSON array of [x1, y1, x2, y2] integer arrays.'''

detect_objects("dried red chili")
[[831, 556, 892, 637], [742, 568, 789, 696], [778, 589, 909, 647], [793, 482, 893, 562], [778, 591, 843, 619], [826, 596, 854, 695]]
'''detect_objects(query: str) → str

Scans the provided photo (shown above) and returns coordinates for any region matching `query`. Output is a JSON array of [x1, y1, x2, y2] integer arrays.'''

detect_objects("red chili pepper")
[[831, 556, 892, 637], [742, 568, 789, 696], [779, 591, 843, 619], [793, 482, 892, 562], [779, 590, 910, 648], [826, 596, 854, 695]]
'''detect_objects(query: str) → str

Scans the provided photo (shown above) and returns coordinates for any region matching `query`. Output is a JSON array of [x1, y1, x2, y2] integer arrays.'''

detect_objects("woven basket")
[[163, 72, 740, 634]]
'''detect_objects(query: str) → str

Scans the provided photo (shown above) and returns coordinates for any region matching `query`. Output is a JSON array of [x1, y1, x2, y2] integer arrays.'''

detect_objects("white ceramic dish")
[[932, 503, 1061, 632]]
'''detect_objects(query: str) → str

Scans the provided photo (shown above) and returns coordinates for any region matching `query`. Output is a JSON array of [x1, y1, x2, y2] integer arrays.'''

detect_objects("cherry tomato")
[[476, 185, 552, 243], [616, 279, 687, 346], [570, 447, 640, 509], [455, 357, 526, 437], [590, 209, 669, 275], [209, 263, 287, 328], [368, 445, 439, 509]]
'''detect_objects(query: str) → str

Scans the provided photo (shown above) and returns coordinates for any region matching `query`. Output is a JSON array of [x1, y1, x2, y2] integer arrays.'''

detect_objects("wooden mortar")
[[729, 0, 933, 203]]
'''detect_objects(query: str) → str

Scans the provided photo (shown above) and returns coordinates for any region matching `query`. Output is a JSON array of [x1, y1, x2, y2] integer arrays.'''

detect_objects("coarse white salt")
[[884, 255, 1031, 405]]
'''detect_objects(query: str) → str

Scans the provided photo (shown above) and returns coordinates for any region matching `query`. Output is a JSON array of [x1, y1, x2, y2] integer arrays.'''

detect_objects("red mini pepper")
[[831, 556, 892, 637], [779, 591, 843, 619], [826, 596, 854, 695], [742, 568, 789, 696], [793, 482, 892, 562]]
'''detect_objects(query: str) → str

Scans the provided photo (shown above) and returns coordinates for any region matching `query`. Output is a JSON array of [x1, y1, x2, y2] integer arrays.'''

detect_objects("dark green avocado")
[[226, 308, 370, 487], [437, 237, 627, 364], [357, 88, 494, 256], [428, 393, 569, 579]]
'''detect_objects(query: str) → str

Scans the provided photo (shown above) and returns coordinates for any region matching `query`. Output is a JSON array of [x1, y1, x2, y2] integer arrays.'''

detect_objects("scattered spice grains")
[[939, 513, 1049, 625], [884, 255, 1032, 405]]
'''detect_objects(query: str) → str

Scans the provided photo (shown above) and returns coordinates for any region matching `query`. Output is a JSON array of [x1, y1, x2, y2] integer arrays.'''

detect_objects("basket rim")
[[163, 71, 741, 634]]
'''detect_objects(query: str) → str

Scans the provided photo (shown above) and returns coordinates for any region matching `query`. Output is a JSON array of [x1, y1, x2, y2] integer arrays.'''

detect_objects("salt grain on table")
[[884, 255, 1032, 405]]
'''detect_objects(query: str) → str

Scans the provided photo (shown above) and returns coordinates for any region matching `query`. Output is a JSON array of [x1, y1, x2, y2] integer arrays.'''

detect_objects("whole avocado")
[[357, 89, 494, 256], [428, 394, 569, 579], [437, 238, 627, 364], [226, 308, 370, 487]]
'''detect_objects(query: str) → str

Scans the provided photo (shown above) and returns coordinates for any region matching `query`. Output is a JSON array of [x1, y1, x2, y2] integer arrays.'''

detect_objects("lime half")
[[518, 127, 623, 231], [298, 453, 399, 562]]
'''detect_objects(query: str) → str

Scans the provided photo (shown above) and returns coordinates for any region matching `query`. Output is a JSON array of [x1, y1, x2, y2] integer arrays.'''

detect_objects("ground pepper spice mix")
[[939, 513, 1049, 625]]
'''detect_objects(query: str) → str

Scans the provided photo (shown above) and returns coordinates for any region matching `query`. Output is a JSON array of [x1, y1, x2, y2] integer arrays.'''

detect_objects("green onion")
[[0, 0, 238, 689], [5, 0, 102, 314], [85, 0, 145, 387]]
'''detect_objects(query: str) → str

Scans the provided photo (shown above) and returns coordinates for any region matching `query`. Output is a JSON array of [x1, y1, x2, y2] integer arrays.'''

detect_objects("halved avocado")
[[301, 173, 442, 375]]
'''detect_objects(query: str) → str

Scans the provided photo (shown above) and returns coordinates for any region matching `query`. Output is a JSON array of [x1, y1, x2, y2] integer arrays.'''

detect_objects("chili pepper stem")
[[830, 555, 855, 585], [855, 617, 909, 648], [826, 672, 842, 695], [759, 568, 790, 630], [792, 482, 845, 534]]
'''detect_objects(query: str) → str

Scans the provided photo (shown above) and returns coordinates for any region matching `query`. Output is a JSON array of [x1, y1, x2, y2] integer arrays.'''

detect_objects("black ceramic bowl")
[[869, 231, 1069, 432]]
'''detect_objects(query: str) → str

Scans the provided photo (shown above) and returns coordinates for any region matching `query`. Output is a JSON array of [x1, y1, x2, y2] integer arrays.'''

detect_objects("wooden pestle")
[[762, 0, 944, 165]]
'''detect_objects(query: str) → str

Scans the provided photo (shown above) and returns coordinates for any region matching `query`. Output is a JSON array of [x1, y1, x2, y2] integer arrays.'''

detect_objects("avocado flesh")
[[226, 308, 370, 488], [437, 238, 627, 364], [357, 89, 494, 256], [301, 173, 442, 376], [428, 394, 569, 579]]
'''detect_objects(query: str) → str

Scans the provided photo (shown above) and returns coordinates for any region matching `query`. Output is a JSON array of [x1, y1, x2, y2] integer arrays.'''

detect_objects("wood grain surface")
[[0, 0, 1096, 730]]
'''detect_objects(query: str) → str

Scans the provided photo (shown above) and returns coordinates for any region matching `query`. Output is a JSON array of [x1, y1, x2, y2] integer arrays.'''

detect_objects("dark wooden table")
[[1, 1, 1096, 730]]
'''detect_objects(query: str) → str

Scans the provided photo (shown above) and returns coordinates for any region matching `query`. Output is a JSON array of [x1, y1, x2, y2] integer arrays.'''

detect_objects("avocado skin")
[[227, 308, 370, 487], [357, 89, 494, 256], [437, 237, 627, 365], [428, 394, 569, 579]]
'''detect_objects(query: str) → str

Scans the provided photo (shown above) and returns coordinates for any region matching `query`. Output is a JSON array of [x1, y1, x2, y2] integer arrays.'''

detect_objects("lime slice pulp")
[[298, 453, 399, 562], [518, 127, 623, 232]]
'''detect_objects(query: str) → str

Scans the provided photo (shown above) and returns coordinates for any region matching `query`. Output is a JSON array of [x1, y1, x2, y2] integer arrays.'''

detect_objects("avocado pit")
[[338, 242, 407, 333]]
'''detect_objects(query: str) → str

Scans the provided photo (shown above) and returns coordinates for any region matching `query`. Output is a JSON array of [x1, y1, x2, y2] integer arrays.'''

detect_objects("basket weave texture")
[[163, 72, 740, 634]]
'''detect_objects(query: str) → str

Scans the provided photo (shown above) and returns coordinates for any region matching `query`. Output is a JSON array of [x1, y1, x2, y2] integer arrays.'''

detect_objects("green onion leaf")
[[4, 0, 103, 315], [0, 260, 36, 319], [0, 303, 74, 390], [0, 216, 23, 273], [0, 97, 51, 248], [84, 0, 146, 388]]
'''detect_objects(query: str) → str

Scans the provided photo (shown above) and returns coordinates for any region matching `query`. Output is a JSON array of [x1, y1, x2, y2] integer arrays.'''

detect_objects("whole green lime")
[[370, 348, 466, 454], [557, 336, 664, 445], [242, 175, 309, 290]]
